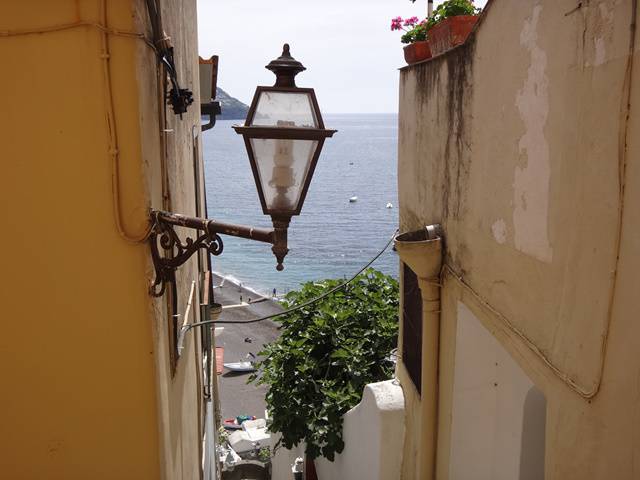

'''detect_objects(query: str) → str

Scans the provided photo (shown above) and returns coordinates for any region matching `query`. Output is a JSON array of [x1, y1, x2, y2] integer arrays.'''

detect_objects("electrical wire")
[[0, 20, 153, 47], [99, 0, 153, 243], [8, 1, 157, 244], [0, 4, 156, 243], [182, 228, 399, 332]]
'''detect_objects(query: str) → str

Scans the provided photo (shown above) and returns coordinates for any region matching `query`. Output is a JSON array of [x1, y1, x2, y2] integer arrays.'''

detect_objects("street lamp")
[[233, 44, 336, 270], [149, 44, 336, 301]]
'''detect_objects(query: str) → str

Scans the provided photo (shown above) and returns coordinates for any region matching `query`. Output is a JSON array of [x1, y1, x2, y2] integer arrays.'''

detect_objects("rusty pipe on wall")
[[155, 210, 275, 244]]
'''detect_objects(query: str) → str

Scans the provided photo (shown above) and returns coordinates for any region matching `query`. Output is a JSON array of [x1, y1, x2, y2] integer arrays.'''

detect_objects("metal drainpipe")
[[394, 225, 443, 480], [418, 262, 441, 480]]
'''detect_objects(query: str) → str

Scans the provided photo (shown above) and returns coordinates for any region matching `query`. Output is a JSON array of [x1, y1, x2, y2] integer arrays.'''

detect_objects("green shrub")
[[250, 268, 399, 461], [401, 22, 429, 44]]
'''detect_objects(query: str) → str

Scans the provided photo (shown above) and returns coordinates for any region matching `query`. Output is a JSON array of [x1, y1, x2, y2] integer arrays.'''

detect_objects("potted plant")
[[423, 0, 481, 57], [391, 16, 432, 64], [392, 0, 481, 64]]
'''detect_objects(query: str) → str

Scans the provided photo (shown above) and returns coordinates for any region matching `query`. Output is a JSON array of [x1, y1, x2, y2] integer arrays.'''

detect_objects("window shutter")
[[402, 263, 423, 394]]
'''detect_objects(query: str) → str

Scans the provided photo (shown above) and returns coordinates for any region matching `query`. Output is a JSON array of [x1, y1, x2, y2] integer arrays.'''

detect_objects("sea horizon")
[[203, 113, 399, 296]]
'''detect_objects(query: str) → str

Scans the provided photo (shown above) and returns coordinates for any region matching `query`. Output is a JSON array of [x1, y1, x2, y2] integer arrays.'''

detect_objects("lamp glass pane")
[[250, 138, 318, 213], [250, 91, 318, 128]]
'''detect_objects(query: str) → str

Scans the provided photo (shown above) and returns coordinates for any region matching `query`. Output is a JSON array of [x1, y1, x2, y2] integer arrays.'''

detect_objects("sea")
[[202, 113, 399, 297]]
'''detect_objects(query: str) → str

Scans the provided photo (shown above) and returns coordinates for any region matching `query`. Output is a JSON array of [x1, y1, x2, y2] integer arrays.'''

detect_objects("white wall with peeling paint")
[[513, 4, 553, 263], [396, 0, 640, 478]]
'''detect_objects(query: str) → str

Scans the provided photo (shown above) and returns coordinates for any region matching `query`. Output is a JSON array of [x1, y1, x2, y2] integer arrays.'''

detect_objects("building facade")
[[396, 0, 639, 479], [0, 1, 215, 478]]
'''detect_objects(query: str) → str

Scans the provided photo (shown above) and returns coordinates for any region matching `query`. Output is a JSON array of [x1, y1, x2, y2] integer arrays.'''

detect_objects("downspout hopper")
[[394, 225, 443, 480]]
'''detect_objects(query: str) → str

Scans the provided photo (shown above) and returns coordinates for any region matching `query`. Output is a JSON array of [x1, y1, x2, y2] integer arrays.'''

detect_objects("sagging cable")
[[177, 228, 399, 352]]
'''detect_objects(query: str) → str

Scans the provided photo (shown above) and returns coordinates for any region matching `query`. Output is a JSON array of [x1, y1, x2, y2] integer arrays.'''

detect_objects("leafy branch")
[[250, 268, 399, 461]]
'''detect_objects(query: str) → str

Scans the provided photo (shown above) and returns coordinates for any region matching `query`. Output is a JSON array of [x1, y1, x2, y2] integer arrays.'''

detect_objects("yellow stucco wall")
[[397, 0, 639, 478], [0, 1, 204, 478]]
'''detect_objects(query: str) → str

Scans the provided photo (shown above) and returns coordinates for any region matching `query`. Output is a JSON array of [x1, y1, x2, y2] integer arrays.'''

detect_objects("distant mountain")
[[216, 87, 249, 120]]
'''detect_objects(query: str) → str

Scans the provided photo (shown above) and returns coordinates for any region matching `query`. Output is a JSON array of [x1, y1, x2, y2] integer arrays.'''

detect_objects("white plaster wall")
[[449, 302, 545, 480], [272, 380, 405, 480], [315, 380, 405, 480]]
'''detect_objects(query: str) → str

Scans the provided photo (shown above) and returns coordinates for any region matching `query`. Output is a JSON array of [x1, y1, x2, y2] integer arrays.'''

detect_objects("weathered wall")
[[0, 0, 206, 478], [397, 0, 639, 478], [135, 0, 207, 478]]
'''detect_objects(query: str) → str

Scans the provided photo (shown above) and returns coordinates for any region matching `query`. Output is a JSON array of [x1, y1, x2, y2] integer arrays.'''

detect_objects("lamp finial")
[[266, 43, 306, 87]]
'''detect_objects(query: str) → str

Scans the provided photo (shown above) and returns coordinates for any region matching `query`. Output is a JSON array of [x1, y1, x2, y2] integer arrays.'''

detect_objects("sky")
[[197, 0, 487, 114]]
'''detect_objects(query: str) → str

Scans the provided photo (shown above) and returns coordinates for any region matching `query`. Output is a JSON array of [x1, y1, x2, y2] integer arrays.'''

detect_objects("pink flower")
[[404, 16, 419, 26], [390, 17, 403, 31]]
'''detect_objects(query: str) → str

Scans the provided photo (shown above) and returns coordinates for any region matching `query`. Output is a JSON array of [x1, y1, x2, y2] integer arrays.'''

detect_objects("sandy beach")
[[211, 273, 284, 422]]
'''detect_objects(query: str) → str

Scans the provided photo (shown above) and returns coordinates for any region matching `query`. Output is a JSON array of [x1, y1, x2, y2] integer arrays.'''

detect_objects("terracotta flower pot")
[[403, 41, 432, 65], [428, 15, 479, 57]]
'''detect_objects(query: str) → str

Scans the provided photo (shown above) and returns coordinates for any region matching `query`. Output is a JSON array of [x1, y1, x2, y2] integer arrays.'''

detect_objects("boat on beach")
[[223, 361, 256, 372]]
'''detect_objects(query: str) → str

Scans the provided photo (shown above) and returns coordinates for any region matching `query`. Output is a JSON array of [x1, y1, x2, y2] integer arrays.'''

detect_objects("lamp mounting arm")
[[148, 210, 289, 297]]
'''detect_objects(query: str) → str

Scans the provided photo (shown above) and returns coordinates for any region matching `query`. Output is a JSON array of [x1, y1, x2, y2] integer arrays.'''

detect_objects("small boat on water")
[[349, 196, 358, 203], [386, 202, 393, 209]]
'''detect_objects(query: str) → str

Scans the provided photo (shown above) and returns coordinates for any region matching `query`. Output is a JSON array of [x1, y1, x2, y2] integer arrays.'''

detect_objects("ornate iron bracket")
[[148, 210, 288, 301], [149, 211, 223, 298]]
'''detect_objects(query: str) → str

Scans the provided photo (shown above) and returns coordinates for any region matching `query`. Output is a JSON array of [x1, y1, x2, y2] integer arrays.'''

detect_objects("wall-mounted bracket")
[[148, 210, 282, 299], [149, 211, 223, 298]]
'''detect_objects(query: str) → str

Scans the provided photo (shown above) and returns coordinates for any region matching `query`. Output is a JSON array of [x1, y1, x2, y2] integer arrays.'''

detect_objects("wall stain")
[[446, 39, 475, 226], [405, 39, 475, 226], [403, 39, 475, 273]]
